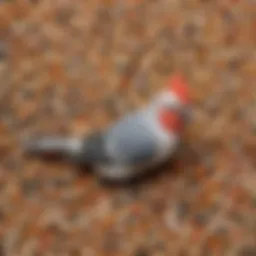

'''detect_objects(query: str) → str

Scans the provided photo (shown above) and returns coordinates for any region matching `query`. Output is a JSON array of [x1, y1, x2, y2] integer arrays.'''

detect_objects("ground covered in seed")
[[0, 0, 255, 255]]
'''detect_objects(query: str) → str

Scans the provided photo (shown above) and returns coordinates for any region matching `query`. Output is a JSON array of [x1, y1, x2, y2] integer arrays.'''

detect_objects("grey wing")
[[104, 112, 157, 165]]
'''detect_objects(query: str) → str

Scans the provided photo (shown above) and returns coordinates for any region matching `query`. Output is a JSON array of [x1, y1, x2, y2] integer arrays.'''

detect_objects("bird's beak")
[[180, 108, 193, 124]]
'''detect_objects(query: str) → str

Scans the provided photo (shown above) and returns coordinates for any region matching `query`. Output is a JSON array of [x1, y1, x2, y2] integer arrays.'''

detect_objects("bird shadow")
[[76, 140, 202, 188], [23, 139, 202, 189]]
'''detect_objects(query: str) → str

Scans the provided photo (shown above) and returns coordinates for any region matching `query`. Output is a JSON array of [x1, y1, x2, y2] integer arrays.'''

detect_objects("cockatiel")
[[23, 74, 191, 182]]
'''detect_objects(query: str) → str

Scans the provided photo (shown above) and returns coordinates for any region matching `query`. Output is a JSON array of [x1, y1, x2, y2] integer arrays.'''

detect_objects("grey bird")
[[23, 74, 192, 182]]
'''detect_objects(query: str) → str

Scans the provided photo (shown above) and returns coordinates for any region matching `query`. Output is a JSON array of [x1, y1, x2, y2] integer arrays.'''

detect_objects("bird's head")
[[151, 73, 192, 134]]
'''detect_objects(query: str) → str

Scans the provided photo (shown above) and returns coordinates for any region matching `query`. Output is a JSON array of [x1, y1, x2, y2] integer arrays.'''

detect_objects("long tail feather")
[[23, 136, 83, 159]]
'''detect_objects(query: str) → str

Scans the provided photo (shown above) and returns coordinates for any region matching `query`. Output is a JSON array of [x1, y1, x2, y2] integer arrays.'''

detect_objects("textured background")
[[0, 0, 255, 255]]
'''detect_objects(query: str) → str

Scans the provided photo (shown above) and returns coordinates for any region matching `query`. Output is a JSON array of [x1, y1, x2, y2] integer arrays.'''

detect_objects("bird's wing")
[[104, 111, 157, 165]]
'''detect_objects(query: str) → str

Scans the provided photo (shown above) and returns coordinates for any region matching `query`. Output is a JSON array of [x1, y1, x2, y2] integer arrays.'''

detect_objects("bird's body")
[[23, 74, 191, 182], [95, 108, 180, 180]]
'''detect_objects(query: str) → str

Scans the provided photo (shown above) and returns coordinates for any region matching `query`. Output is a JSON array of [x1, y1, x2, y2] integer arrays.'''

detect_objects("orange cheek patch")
[[159, 110, 182, 133]]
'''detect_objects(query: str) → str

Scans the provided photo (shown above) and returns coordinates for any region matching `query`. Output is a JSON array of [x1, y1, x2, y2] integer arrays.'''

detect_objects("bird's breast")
[[148, 113, 180, 162]]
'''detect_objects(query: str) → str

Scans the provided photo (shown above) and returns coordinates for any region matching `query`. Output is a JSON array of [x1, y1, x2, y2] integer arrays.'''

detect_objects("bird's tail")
[[22, 136, 83, 160]]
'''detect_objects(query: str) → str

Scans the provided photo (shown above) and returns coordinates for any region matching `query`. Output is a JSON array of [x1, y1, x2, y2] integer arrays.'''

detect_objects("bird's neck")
[[143, 106, 182, 136]]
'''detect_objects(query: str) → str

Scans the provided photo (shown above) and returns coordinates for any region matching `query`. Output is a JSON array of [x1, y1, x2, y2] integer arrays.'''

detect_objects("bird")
[[23, 73, 192, 182]]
